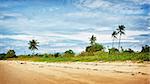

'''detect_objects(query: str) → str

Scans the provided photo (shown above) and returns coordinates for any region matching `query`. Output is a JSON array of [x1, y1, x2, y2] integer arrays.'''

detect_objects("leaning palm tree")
[[111, 31, 117, 48], [28, 39, 39, 55], [116, 25, 125, 50]]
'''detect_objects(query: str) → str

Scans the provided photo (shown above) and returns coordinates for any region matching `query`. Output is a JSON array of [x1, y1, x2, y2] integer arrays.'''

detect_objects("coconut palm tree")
[[28, 39, 39, 55], [90, 35, 96, 46], [116, 25, 125, 50], [111, 31, 117, 48]]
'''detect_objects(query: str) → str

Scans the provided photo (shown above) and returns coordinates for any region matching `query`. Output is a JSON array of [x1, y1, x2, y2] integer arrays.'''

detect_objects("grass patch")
[[7, 52, 150, 62]]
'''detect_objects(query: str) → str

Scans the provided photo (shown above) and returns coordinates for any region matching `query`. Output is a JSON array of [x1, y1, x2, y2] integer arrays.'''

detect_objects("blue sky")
[[0, 0, 150, 55]]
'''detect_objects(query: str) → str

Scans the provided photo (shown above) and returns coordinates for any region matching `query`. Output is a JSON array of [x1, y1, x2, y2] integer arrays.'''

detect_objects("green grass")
[[7, 51, 150, 62]]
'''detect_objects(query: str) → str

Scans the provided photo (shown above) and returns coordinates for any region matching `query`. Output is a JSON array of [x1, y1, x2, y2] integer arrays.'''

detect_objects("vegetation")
[[6, 49, 16, 58], [111, 31, 117, 48], [63, 49, 75, 57], [0, 53, 6, 60], [116, 25, 125, 50], [86, 35, 104, 52], [28, 39, 39, 55], [1, 25, 149, 62], [7, 51, 150, 62], [141, 45, 150, 53]]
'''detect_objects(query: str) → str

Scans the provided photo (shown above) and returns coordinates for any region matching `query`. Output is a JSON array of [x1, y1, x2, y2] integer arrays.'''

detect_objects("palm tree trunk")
[[32, 50, 35, 55], [118, 34, 121, 51], [112, 38, 114, 48]]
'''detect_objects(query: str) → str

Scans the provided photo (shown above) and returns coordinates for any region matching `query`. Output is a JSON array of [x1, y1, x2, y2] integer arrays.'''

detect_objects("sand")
[[0, 60, 150, 84]]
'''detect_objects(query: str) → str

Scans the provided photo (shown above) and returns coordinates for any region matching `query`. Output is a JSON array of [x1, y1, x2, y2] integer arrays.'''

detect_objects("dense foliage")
[[6, 50, 16, 58], [28, 39, 39, 54], [63, 49, 75, 57], [1, 27, 149, 62], [141, 45, 150, 53], [86, 43, 104, 52], [0, 53, 6, 60]]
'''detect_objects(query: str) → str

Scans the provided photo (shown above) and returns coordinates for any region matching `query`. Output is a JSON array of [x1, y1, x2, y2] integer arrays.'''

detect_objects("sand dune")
[[0, 61, 149, 84]]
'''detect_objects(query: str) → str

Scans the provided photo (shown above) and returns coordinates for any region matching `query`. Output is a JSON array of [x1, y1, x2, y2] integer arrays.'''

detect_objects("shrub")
[[141, 45, 150, 53], [123, 48, 134, 53], [0, 53, 6, 60], [86, 43, 104, 52], [54, 53, 61, 58], [79, 51, 94, 56], [109, 48, 119, 53], [63, 50, 75, 57], [6, 49, 16, 58], [136, 53, 150, 61]]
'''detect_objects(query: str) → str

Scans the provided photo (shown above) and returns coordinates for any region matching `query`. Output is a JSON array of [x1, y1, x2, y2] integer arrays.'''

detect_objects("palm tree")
[[28, 39, 39, 55], [111, 31, 117, 48], [90, 35, 96, 46], [116, 25, 125, 50]]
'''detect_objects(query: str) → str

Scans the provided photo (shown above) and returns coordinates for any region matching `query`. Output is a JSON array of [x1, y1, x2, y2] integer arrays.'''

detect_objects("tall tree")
[[28, 39, 39, 55], [116, 25, 125, 50], [90, 35, 96, 46], [111, 31, 117, 48]]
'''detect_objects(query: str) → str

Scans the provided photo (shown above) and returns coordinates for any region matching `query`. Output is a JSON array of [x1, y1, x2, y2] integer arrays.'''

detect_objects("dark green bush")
[[6, 50, 16, 58], [109, 48, 119, 53], [86, 43, 104, 52], [63, 50, 75, 57], [141, 45, 150, 53], [54, 53, 61, 58], [0, 53, 6, 60], [123, 48, 134, 53]]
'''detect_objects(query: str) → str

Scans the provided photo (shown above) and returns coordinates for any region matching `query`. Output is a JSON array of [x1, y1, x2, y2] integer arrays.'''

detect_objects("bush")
[[0, 53, 6, 60], [123, 48, 134, 53], [79, 51, 94, 56], [54, 53, 61, 58], [136, 53, 150, 61], [63, 50, 75, 57], [86, 43, 104, 52], [42, 53, 53, 58], [141, 45, 150, 53], [6, 49, 16, 58], [109, 48, 119, 53]]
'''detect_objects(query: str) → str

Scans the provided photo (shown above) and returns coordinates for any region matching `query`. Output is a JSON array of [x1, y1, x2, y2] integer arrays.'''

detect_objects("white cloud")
[[66, 12, 99, 17], [74, 0, 145, 14]]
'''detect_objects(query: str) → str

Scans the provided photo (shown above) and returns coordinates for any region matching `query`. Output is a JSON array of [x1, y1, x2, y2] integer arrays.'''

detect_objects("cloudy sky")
[[0, 0, 150, 55]]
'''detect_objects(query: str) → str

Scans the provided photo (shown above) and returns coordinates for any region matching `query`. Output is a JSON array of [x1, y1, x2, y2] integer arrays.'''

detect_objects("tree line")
[[0, 25, 150, 59]]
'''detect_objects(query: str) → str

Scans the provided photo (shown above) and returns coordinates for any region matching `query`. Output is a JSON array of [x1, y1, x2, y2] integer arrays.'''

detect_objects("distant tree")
[[6, 49, 16, 58], [141, 45, 150, 53], [64, 49, 75, 57], [28, 39, 39, 55], [86, 35, 104, 53], [116, 25, 125, 50], [111, 31, 117, 48], [90, 35, 96, 46]]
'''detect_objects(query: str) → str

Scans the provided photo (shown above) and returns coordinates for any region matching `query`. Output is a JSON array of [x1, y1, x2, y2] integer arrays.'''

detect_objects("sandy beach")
[[0, 60, 150, 84]]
